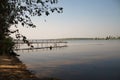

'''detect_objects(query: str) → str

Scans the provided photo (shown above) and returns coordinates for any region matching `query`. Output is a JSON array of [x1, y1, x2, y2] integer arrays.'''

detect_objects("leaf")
[[37, 0, 41, 3], [25, 15, 29, 18], [45, 11, 49, 16], [59, 7, 63, 11], [22, 23, 24, 26], [28, 23, 33, 26], [50, 0, 58, 4], [46, 0, 49, 3], [23, 36, 27, 40], [50, 9, 54, 13], [14, 20, 18, 24], [38, 11, 42, 16], [32, 25, 36, 28]]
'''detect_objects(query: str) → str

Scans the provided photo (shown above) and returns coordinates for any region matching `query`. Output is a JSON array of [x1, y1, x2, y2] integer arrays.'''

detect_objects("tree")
[[0, 0, 63, 55]]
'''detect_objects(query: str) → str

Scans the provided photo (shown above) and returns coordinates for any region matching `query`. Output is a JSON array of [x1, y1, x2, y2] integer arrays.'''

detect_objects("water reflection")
[[0, 55, 60, 80], [17, 40, 120, 80]]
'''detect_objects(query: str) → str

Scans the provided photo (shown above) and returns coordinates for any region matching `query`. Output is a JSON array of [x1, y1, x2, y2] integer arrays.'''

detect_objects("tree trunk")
[[0, 0, 15, 55]]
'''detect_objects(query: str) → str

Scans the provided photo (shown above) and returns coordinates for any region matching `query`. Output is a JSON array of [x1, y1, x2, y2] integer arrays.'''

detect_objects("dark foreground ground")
[[0, 55, 60, 80]]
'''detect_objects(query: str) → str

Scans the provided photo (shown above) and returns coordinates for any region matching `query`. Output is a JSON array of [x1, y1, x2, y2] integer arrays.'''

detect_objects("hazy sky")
[[12, 0, 120, 39]]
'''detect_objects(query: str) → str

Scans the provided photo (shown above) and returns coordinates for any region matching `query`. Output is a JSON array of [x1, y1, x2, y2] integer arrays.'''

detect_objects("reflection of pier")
[[0, 55, 40, 80], [15, 39, 68, 50]]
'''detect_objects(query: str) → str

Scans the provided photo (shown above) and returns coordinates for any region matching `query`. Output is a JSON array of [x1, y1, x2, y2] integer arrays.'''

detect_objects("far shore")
[[58, 37, 120, 40]]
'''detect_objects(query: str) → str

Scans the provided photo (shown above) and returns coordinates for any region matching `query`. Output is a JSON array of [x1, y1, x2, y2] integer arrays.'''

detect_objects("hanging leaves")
[[7, 0, 63, 28], [45, 11, 49, 16], [21, 23, 24, 26], [0, 0, 63, 49]]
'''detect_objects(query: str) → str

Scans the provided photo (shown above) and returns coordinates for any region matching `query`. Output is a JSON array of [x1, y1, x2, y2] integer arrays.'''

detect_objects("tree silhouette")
[[0, 0, 63, 55]]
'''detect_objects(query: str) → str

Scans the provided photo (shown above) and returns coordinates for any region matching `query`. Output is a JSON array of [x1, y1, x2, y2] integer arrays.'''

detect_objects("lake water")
[[17, 40, 120, 80]]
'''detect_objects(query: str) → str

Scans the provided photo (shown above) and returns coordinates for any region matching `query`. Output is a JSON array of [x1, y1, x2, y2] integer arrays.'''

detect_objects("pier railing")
[[14, 39, 68, 50]]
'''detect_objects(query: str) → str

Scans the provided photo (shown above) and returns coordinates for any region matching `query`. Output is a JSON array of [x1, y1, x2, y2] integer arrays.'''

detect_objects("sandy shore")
[[0, 55, 41, 80], [0, 55, 60, 80]]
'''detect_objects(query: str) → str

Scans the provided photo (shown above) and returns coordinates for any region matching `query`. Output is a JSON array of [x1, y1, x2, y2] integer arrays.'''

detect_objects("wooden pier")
[[14, 39, 68, 50]]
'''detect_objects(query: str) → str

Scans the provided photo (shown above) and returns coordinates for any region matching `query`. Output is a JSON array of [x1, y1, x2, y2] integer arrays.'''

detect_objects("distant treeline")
[[60, 36, 120, 40], [60, 38, 94, 40], [95, 36, 120, 40]]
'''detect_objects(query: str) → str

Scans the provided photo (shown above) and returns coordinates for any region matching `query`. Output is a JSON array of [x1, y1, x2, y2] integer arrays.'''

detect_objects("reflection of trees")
[[0, 55, 40, 80]]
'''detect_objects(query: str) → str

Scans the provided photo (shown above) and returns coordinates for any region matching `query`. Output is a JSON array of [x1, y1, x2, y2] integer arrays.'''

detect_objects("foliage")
[[0, 0, 63, 54], [0, 37, 15, 55], [7, 0, 63, 28]]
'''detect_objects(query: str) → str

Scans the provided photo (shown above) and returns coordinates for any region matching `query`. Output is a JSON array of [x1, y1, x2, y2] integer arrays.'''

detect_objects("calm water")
[[17, 40, 120, 80]]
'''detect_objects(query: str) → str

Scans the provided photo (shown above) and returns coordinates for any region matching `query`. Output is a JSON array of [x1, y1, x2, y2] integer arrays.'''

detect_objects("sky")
[[11, 0, 120, 39]]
